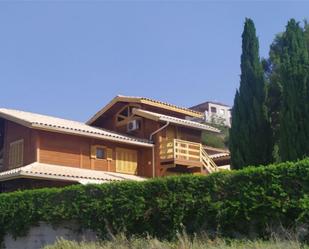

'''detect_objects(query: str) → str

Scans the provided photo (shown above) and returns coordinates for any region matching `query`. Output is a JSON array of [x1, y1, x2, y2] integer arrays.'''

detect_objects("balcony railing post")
[[173, 139, 176, 159]]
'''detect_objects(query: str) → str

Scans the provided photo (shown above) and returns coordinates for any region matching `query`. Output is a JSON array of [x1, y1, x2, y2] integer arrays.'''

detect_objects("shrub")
[[1, 159, 309, 243]]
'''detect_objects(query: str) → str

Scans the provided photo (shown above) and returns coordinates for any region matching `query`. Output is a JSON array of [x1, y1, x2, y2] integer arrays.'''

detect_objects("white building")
[[190, 101, 232, 127]]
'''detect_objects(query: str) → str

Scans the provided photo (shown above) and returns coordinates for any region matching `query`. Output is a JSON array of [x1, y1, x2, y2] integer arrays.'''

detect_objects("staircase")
[[159, 138, 219, 174], [200, 146, 218, 173]]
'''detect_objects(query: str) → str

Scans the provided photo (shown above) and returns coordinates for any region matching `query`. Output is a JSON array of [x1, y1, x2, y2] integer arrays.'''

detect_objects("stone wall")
[[3, 222, 97, 249]]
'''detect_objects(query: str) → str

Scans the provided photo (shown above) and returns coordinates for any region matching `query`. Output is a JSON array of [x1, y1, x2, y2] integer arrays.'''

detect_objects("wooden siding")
[[91, 103, 202, 146], [38, 130, 153, 177], [2, 121, 37, 171], [115, 148, 138, 174]]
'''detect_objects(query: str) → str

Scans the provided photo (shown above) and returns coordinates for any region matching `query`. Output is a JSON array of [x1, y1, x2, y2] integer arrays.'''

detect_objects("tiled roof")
[[133, 109, 220, 133], [0, 162, 146, 184], [204, 146, 230, 154], [87, 95, 204, 124], [209, 152, 230, 160], [0, 108, 152, 147]]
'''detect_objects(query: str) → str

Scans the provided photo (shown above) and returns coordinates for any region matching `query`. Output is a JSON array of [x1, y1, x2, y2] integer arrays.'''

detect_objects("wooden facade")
[[0, 96, 223, 191]]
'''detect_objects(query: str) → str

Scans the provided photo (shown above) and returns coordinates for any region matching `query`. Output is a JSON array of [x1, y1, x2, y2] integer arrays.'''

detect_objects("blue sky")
[[0, 1, 308, 122]]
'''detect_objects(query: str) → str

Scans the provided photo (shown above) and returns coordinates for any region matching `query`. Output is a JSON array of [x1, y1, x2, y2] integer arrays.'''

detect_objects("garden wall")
[[3, 222, 97, 249]]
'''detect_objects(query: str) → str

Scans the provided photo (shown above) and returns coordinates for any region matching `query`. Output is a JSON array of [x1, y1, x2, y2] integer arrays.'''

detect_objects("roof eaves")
[[0, 163, 147, 183], [30, 123, 154, 147], [133, 109, 220, 133], [0, 112, 33, 129], [158, 116, 220, 133]]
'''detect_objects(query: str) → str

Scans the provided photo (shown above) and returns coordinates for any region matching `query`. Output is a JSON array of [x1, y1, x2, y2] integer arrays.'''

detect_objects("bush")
[[1, 159, 309, 243]]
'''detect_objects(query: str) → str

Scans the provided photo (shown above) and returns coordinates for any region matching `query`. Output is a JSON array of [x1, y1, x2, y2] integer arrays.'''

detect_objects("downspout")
[[149, 121, 170, 178]]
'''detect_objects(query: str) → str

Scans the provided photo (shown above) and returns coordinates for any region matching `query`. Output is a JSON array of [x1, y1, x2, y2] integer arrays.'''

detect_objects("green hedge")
[[1, 159, 309, 243]]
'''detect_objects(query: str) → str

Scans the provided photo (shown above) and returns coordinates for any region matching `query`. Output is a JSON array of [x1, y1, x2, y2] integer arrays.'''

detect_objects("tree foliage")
[[266, 19, 309, 162], [230, 19, 273, 169]]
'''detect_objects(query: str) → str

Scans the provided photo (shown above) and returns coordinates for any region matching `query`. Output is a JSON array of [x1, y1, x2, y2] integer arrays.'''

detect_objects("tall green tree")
[[264, 34, 285, 162], [230, 18, 273, 169], [277, 19, 309, 161]]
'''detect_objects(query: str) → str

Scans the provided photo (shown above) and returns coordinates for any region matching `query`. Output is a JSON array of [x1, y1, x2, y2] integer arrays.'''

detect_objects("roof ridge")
[[86, 95, 204, 125], [121, 95, 203, 114]]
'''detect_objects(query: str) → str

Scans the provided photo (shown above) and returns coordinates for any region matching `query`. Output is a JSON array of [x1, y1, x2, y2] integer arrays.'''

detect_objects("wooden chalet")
[[0, 95, 226, 192]]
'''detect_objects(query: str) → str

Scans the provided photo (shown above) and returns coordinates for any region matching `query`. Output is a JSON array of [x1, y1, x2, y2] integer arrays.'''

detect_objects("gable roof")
[[86, 95, 204, 125], [0, 162, 146, 184], [132, 109, 220, 133], [0, 108, 152, 147]]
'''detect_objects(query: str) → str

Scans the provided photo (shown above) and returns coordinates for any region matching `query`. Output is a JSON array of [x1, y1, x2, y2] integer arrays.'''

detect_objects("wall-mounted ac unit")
[[127, 120, 140, 132]]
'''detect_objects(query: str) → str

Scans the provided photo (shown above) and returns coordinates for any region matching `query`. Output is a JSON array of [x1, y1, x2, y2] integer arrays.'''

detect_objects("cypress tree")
[[278, 19, 309, 161], [265, 34, 285, 162], [230, 18, 273, 169]]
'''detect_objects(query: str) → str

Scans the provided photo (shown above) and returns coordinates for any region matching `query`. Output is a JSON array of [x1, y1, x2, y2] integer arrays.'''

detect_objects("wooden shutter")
[[116, 148, 138, 175], [90, 145, 96, 159], [107, 148, 113, 161], [9, 139, 24, 168]]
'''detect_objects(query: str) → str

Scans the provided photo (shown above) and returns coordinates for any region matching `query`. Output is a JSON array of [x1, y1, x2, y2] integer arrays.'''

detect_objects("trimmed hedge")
[[1, 159, 309, 243]]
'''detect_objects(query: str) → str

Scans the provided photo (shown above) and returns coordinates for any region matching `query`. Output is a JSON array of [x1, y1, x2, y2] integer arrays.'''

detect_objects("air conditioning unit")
[[127, 120, 140, 132]]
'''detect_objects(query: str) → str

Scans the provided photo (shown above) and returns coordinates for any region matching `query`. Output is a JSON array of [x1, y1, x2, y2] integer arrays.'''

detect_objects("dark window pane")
[[96, 148, 105, 159], [117, 116, 125, 122], [120, 107, 129, 117], [211, 107, 217, 113]]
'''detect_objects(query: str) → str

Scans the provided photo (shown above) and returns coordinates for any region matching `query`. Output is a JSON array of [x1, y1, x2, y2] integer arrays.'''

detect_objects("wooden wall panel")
[[39, 132, 85, 168], [38, 131, 153, 177], [2, 121, 36, 171], [138, 147, 153, 177]]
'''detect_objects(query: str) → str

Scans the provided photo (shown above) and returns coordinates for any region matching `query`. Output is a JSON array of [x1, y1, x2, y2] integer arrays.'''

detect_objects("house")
[[190, 101, 232, 127], [0, 95, 224, 192]]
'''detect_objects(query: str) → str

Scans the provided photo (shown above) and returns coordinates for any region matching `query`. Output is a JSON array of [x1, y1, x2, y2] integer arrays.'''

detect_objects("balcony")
[[159, 138, 218, 174]]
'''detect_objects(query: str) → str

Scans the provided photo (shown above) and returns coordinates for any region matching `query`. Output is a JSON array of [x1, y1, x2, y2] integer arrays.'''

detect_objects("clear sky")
[[0, 1, 308, 122]]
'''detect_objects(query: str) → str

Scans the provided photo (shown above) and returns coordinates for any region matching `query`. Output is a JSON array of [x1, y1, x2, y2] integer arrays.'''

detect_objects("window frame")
[[95, 147, 106, 160], [210, 107, 217, 113], [219, 109, 225, 115], [91, 145, 113, 161]]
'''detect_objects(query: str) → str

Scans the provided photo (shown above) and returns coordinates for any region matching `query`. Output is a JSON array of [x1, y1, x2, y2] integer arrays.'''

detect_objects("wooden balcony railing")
[[159, 138, 218, 173]]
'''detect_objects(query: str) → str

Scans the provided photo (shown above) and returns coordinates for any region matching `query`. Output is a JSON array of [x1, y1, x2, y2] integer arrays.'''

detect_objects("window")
[[219, 109, 225, 115], [210, 107, 217, 113], [91, 145, 113, 160], [96, 147, 106, 159], [9, 139, 24, 168]]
